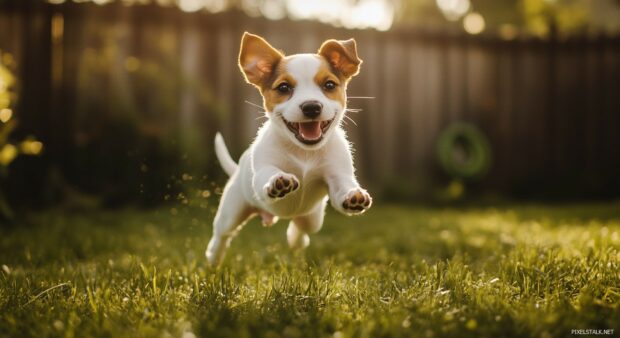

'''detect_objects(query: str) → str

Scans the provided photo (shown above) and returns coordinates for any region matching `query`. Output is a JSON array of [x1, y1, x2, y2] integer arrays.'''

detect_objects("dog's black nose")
[[300, 101, 322, 118]]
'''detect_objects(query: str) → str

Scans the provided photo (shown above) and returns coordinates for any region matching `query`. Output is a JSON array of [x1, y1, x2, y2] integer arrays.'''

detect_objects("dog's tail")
[[214, 132, 238, 176]]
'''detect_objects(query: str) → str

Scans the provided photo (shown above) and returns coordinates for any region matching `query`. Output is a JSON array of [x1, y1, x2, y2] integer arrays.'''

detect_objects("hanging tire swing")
[[436, 122, 491, 180]]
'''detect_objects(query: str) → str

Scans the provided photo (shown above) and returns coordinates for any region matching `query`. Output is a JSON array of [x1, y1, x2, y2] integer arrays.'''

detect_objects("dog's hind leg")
[[287, 198, 327, 250], [206, 180, 255, 266]]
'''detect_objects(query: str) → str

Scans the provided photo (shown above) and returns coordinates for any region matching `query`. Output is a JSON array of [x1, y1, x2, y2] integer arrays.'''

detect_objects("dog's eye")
[[276, 82, 292, 94], [323, 80, 337, 91]]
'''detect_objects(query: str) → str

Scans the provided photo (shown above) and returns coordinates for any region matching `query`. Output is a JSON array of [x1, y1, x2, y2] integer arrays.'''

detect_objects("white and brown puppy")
[[206, 32, 372, 266]]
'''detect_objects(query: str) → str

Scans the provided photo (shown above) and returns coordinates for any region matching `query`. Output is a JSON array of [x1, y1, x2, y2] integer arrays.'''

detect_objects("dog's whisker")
[[244, 100, 265, 111], [348, 96, 375, 99], [344, 114, 358, 127]]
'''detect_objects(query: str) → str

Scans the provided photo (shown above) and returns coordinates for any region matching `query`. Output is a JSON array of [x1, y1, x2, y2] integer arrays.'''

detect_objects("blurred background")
[[0, 0, 619, 217]]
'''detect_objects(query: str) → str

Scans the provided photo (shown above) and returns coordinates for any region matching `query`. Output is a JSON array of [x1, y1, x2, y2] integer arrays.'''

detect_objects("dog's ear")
[[239, 32, 284, 88], [318, 38, 362, 80]]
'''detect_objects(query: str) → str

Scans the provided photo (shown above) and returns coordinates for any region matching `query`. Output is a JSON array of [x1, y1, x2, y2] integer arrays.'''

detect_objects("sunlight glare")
[[436, 0, 470, 21], [463, 12, 485, 34], [178, 0, 205, 12], [261, 0, 287, 20], [242, 0, 261, 17], [346, 0, 394, 31], [287, 0, 393, 31], [20, 139, 44, 155], [204, 0, 227, 13], [287, 0, 334, 21], [0, 109, 12, 123], [0, 144, 17, 166]]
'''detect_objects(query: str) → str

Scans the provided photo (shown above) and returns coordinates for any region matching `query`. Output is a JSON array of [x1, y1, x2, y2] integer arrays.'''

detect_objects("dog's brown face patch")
[[259, 58, 296, 113], [313, 58, 346, 108]]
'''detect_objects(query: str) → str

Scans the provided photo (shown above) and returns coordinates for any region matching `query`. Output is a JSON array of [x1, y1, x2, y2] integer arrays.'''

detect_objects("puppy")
[[206, 32, 372, 266]]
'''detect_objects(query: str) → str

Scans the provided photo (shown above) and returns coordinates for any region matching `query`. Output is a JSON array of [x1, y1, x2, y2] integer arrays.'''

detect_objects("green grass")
[[1, 202, 619, 337]]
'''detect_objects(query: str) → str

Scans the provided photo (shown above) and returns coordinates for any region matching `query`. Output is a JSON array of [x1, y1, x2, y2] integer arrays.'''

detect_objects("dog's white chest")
[[258, 154, 328, 218]]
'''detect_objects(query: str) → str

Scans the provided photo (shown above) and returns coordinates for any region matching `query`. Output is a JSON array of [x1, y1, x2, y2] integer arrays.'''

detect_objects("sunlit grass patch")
[[0, 203, 619, 337]]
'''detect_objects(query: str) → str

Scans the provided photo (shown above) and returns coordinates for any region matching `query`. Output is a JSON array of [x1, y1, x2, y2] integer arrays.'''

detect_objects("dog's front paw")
[[342, 188, 372, 214], [265, 173, 300, 199]]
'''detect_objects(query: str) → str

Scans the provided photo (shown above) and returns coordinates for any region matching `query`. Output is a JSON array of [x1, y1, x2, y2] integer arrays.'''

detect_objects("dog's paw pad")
[[342, 188, 372, 214], [266, 174, 299, 199]]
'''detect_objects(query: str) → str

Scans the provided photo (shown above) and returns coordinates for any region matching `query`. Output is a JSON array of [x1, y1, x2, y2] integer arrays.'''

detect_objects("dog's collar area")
[[282, 117, 334, 145]]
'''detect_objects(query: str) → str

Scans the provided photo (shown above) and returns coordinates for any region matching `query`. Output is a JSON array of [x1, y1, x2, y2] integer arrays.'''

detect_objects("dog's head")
[[238, 32, 362, 149]]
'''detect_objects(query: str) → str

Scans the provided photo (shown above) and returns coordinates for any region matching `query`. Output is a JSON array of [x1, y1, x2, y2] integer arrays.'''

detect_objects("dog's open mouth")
[[283, 117, 334, 145]]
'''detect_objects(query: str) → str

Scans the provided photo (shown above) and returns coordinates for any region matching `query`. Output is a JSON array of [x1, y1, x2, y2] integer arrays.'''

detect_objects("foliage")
[[0, 203, 618, 337], [396, 0, 596, 36], [0, 52, 43, 220], [68, 24, 225, 206], [520, 0, 589, 36]]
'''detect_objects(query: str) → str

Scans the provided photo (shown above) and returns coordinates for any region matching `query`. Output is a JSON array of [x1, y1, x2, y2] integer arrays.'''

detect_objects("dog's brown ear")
[[318, 38, 362, 80], [239, 32, 284, 88]]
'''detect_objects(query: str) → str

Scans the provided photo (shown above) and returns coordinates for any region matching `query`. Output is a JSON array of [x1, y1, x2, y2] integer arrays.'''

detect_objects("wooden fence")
[[1, 1, 619, 201]]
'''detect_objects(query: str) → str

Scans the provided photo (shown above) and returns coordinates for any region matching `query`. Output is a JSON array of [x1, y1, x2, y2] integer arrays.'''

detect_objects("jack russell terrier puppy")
[[206, 32, 372, 266]]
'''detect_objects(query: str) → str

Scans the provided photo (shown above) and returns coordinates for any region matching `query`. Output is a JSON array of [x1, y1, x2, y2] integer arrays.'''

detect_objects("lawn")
[[1, 202, 619, 337]]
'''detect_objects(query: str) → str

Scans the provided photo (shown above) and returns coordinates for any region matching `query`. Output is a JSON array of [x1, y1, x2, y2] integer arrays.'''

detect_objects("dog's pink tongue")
[[299, 122, 322, 140]]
